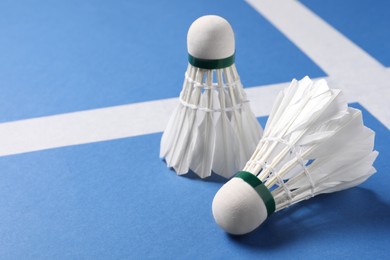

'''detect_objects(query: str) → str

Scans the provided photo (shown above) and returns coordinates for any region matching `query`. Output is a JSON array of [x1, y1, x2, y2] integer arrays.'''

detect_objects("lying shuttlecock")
[[212, 76, 378, 235], [160, 15, 262, 178]]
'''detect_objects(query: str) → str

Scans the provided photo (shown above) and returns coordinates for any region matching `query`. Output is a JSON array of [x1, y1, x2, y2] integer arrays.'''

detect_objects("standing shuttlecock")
[[160, 15, 263, 179], [212, 76, 378, 235]]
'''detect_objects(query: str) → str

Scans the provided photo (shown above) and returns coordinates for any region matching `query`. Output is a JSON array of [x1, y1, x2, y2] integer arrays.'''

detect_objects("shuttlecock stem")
[[198, 70, 214, 175], [216, 69, 231, 170], [265, 144, 315, 189], [244, 91, 307, 174], [168, 65, 196, 160], [225, 66, 247, 158], [175, 67, 204, 172], [259, 131, 307, 184], [217, 70, 226, 109], [245, 114, 304, 176]]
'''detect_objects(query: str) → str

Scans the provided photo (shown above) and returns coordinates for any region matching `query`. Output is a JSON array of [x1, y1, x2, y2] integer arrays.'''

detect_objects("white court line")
[[0, 82, 294, 157], [0, 0, 389, 157], [246, 0, 390, 128]]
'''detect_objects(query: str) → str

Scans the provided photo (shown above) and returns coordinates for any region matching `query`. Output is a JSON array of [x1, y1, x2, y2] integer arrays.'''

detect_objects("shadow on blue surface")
[[229, 187, 390, 249], [162, 162, 229, 183]]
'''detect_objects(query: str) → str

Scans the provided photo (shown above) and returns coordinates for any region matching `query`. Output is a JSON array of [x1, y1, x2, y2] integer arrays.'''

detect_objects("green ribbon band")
[[235, 171, 276, 216], [188, 53, 235, 69]]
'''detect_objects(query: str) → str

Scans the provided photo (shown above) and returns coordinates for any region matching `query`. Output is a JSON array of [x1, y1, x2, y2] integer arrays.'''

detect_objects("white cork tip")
[[187, 15, 235, 60], [212, 178, 268, 235]]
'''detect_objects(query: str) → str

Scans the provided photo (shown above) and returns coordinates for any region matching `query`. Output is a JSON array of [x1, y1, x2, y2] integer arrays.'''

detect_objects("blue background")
[[0, 0, 389, 258], [0, 0, 324, 122]]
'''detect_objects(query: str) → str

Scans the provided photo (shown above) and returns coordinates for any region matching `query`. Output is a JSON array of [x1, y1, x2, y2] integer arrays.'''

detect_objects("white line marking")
[[0, 99, 175, 156], [0, 81, 300, 156], [246, 0, 390, 128]]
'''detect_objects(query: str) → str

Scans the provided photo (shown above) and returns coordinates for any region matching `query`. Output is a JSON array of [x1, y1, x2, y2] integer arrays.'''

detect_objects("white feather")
[[243, 76, 378, 211], [161, 64, 262, 178]]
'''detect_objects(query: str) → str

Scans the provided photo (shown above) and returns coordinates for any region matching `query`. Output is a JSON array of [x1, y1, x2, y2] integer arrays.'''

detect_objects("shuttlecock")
[[212, 76, 378, 235], [160, 15, 262, 178]]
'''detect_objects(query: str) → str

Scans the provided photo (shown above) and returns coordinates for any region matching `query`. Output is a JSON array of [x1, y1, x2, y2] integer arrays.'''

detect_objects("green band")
[[188, 53, 235, 69], [235, 171, 276, 216]]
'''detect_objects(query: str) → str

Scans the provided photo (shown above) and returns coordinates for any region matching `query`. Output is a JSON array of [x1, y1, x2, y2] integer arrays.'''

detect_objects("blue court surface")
[[0, 0, 389, 259]]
